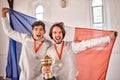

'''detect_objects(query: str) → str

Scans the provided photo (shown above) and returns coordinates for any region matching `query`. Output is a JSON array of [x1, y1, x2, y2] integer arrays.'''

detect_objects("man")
[[43, 22, 116, 80], [1, 7, 51, 80]]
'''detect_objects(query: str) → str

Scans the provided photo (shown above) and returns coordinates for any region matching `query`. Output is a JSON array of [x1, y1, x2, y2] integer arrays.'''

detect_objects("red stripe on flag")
[[74, 28, 117, 80]]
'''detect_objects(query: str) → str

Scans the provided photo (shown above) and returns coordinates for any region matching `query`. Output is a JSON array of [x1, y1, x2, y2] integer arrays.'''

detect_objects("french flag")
[[6, 9, 117, 80]]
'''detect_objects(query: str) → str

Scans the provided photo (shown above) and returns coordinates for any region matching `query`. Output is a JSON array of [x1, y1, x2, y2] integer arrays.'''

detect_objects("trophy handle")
[[52, 58, 55, 65]]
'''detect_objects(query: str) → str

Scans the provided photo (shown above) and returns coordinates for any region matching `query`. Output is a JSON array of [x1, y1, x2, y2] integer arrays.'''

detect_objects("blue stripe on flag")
[[6, 9, 37, 80]]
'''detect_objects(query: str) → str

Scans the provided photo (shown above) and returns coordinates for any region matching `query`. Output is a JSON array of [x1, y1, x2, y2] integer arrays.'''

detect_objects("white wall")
[[105, 0, 120, 79], [106, 54, 120, 80], [0, 0, 120, 79]]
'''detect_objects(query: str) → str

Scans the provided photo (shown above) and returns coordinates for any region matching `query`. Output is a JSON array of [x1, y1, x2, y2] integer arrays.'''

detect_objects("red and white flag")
[[7, 9, 117, 80], [46, 24, 117, 80], [74, 28, 117, 80]]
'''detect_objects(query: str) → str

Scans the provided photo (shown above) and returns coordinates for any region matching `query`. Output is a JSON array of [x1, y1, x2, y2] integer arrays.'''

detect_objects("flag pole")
[[7, 0, 14, 9]]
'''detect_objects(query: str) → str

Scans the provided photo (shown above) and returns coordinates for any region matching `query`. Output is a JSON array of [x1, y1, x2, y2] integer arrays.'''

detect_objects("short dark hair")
[[32, 21, 45, 31], [49, 22, 66, 39]]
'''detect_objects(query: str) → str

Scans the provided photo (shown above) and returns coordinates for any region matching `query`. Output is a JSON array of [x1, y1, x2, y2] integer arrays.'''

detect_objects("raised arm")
[[1, 7, 28, 43], [72, 32, 117, 53]]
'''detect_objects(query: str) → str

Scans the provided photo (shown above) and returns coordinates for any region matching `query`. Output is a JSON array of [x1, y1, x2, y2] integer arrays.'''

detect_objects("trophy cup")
[[41, 55, 56, 80]]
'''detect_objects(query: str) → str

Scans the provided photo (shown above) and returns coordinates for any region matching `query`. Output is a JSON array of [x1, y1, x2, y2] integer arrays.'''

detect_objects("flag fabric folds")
[[6, 9, 36, 80], [75, 28, 117, 80], [6, 9, 117, 80]]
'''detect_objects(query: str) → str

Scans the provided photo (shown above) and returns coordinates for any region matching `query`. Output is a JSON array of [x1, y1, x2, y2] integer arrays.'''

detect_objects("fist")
[[42, 66, 51, 74], [2, 7, 9, 17]]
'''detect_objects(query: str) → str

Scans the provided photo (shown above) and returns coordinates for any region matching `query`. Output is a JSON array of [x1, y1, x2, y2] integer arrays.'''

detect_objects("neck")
[[56, 41, 63, 44], [34, 37, 44, 41], [55, 41, 64, 45], [33, 37, 44, 41]]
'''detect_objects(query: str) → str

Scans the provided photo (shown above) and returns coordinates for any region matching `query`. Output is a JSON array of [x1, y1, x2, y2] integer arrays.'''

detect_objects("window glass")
[[35, 5, 44, 20], [93, 7, 103, 23], [92, 0, 102, 6], [93, 23, 103, 29], [91, 0, 104, 29]]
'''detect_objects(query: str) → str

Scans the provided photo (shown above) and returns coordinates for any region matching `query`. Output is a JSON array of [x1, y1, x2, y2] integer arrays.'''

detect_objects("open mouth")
[[55, 36, 61, 40], [36, 34, 41, 37]]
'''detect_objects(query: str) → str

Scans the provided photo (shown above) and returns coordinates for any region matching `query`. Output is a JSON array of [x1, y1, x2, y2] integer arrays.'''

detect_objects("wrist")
[[2, 13, 7, 17]]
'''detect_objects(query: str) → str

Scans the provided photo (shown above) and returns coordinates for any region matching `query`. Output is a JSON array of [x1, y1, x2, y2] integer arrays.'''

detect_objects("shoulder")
[[63, 41, 73, 46], [23, 34, 32, 39], [21, 34, 33, 42], [44, 38, 52, 46], [44, 38, 52, 43]]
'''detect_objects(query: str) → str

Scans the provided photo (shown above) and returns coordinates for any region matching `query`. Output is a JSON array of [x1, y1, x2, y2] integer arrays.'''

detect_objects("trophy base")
[[43, 76, 56, 80], [44, 72, 54, 79]]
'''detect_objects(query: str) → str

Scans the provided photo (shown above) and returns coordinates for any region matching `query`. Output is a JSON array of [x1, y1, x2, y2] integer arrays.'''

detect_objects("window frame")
[[35, 5, 44, 20], [91, 0, 105, 29]]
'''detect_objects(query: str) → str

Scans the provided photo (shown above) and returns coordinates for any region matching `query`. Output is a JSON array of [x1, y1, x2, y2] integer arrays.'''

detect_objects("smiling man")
[[1, 7, 51, 80], [44, 22, 116, 80]]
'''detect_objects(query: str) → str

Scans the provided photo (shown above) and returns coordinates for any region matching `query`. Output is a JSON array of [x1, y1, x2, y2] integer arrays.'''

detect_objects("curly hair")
[[49, 22, 66, 39]]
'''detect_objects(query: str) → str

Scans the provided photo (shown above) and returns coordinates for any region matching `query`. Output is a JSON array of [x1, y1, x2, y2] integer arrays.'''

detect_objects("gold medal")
[[58, 62, 63, 67], [54, 41, 64, 67]]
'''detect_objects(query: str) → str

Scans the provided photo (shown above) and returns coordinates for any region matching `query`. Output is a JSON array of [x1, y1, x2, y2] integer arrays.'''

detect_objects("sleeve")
[[72, 36, 111, 53], [1, 17, 28, 43]]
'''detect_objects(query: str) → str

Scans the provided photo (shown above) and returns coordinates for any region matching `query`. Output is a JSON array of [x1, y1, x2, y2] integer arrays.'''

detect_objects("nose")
[[37, 30, 41, 33], [56, 33, 60, 36]]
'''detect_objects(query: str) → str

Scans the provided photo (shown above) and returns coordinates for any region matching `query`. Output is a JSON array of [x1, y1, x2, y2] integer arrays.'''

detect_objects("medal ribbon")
[[34, 40, 44, 53], [54, 41, 64, 59]]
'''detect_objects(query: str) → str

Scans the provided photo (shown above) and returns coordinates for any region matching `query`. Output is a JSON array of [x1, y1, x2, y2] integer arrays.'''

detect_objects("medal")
[[54, 41, 64, 60], [54, 41, 64, 67], [58, 60, 63, 67], [58, 62, 63, 67], [34, 40, 44, 53]]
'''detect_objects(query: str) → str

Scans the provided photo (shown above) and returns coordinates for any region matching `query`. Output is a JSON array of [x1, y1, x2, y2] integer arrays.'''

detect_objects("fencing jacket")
[[2, 17, 51, 80], [47, 36, 110, 80]]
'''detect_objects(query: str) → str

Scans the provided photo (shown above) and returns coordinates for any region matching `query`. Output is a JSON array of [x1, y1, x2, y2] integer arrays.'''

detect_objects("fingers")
[[42, 66, 51, 74], [2, 7, 9, 17], [114, 31, 118, 37], [2, 7, 9, 13], [110, 31, 118, 40]]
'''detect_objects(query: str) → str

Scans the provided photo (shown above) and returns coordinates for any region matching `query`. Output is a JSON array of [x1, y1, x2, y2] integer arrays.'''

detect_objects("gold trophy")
[[41, 55, 55, 80]]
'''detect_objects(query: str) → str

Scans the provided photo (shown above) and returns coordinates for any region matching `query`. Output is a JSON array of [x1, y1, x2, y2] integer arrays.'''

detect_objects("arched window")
[[91, 0, 104, 29], [35, 5, 44, 20]]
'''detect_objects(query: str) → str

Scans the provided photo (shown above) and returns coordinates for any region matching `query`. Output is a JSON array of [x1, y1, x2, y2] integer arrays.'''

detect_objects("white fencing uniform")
[[47, 36, 110, 80], [2, 17, 51, 80]]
